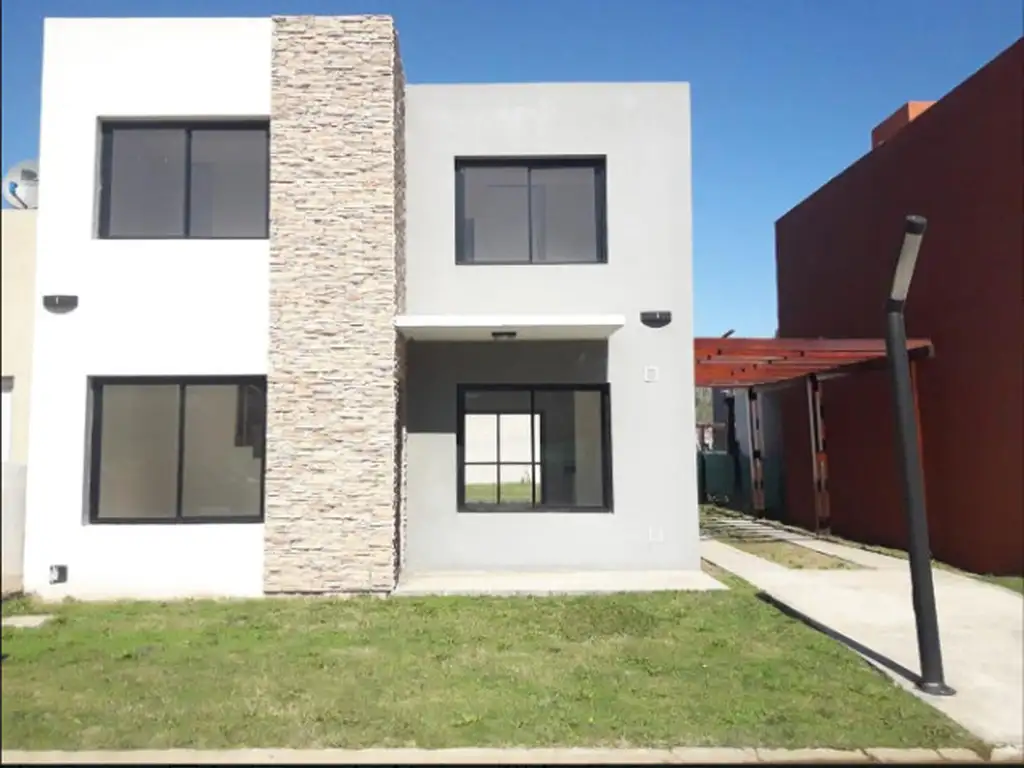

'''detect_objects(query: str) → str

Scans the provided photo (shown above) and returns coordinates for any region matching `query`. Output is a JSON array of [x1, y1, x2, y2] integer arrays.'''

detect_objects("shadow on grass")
[[755, 591, 924, 688]]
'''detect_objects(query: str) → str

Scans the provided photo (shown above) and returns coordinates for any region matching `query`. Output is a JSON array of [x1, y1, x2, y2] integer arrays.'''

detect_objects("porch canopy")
[[694, 336, 933, 388], [395, 314, 626, 342]]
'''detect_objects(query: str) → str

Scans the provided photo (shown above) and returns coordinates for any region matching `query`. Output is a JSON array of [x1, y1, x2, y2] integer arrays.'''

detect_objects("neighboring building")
[[24, 16, 697, 599], [775, 39, 1023, 575], [1, 209, 36, 467], [1, 208, 37, 594], [709, 387, 785, 515]]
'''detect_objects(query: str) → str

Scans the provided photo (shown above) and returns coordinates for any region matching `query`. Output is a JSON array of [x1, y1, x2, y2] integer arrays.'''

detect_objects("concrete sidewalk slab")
[[1, 614, 53, 628], [787, 538, 908, 570], [0, 747, 988, 764], [756, 747, 869, 762], [700, 540, 791, 575], [741, 567, 1023, 748]]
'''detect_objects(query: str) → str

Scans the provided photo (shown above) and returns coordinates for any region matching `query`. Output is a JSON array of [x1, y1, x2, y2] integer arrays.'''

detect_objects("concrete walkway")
[[5, 746, 1020, 764], [701, 523, 1024, 749], [2, 614, 53, 628]]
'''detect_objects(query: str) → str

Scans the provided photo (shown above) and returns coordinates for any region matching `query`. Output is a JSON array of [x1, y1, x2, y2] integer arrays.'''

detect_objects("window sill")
[[96, 235, 269, 241], [454, 260, 608, 267], [88, 517, 264, 526], [458, 505, 612, 514]]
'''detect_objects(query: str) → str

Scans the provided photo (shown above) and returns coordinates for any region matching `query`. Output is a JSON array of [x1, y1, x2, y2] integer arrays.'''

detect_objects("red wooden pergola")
[[693, 336, 934, 532]]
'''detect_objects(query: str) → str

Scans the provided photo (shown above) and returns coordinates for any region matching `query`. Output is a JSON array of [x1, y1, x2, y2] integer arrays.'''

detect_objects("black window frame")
[[97, 120, 271, 240], [456, 383, 613, 513], [454, 156, 608, 265], [87, 375, 267, 525]]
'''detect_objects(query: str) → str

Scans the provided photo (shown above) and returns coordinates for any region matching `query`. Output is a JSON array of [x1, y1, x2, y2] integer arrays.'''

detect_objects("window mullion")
[[526, 166, 534, 264], [183, 128, 193, 237], [98, 128, 114, 238], [175, 383, 187, 519], [455, 168, 465, 262], [595, 165, 605, 262], [495, 412, 502, 504], [88, 382, 106, 523], [529, 389, 537, 508]]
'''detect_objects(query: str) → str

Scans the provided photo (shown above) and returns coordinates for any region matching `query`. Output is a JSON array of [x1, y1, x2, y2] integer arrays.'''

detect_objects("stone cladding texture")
[[265, 15, 405, 593]]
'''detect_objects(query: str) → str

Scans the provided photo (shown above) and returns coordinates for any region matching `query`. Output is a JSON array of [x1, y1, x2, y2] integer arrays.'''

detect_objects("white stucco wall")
[[24, 18, 272, 599]]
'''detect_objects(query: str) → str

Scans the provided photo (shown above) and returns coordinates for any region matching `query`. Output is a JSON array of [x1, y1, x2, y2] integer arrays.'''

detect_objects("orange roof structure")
[[694, 337, 934, 388]]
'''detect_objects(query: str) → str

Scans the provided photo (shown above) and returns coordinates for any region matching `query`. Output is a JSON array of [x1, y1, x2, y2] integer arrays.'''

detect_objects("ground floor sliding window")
[[457, 384, 612, 512], [87, 376, 266, 523]]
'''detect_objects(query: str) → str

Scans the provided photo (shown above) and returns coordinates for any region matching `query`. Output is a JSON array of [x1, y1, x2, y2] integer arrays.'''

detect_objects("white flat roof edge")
[[395, 314, 627, 330]]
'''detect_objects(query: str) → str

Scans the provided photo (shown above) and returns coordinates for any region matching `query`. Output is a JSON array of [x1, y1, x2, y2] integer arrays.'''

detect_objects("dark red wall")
[[775, 39, 1024, 575]]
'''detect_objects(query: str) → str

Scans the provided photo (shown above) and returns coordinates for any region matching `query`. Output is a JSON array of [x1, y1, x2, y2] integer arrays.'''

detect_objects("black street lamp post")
[[885, 214, 955, 697]]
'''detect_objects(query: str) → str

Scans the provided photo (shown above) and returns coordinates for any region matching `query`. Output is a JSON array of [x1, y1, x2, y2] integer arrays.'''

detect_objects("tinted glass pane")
[[181, 383, 263, 518], [189, 128, 269, 238], [530, 167, 599, 263], [105, 129, 187, 237], [534, 389, 605, 507], [95, 384, 179, 519], [464, 389, 531, 415], [459, 167, 530, 263]]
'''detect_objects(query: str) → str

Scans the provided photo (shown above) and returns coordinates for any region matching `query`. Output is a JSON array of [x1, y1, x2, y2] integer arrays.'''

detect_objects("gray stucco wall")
[[265, 15, 404, 593], [402, 83, 698, 572]]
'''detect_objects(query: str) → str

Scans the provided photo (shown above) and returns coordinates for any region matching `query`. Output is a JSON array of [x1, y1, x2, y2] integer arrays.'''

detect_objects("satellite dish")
[[3, 160, 39, 209]]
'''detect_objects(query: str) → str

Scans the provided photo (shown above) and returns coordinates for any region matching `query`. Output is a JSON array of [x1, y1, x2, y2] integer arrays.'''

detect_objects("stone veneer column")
[[265, 15, 405, 593]]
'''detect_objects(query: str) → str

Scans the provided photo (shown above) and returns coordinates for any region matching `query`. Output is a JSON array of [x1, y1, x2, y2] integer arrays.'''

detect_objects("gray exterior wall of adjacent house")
[[402, 83, 699, 573]]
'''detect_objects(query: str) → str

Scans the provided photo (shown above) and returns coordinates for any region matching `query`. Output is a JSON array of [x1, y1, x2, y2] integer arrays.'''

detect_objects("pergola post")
[[746, 388, 766, 516], [806, 375, 831, 535]]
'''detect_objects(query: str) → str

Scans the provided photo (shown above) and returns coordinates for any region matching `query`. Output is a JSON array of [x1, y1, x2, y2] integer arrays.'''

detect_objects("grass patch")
[[1, 593, 982, 751], [982, 575, 1024, 595], [700, 506, 857, 570], [701, 505, 1022, 591], [1, 594, 43, 617], [720, 538, 859, 570]]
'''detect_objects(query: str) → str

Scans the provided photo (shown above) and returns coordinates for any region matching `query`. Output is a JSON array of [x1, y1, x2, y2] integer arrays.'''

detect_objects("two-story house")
[[23, 15, 699, 599]]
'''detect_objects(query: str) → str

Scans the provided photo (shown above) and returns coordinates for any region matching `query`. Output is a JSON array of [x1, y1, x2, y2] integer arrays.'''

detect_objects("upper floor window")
[[98, 121, 269, 239], [455, 157, 607, 265]]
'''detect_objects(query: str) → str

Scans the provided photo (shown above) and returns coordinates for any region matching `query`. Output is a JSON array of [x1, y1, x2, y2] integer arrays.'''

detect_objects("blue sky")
[[2, 1, 1020, 336]]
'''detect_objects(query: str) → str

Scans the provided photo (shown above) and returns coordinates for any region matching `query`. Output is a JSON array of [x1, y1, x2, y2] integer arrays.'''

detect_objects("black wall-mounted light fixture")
[[491, 330, 517, 341], [42, 295, 79, 314], [640, 311, 672, 329], [48, 564, 68, 584]]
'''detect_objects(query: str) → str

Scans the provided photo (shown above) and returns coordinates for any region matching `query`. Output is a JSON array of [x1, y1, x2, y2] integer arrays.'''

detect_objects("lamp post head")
[[890, 215, 928, 307]]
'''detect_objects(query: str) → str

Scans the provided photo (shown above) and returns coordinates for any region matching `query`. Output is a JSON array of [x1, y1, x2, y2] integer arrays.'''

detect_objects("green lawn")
[[983, 575, 1024, 595], [1, 587, 982, 751]]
